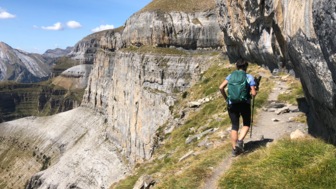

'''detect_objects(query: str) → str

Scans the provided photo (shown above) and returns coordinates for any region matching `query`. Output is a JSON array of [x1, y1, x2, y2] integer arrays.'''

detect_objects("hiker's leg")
[[238, 103, 251, 141], [238, 126, 250, 141], [228, 105, 239, 149], [231, 130, 238, 148]]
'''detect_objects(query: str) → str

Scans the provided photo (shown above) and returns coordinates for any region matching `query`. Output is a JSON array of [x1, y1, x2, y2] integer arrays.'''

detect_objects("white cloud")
[[0, 9, 16, 19], [41, 22, 64, 31], [67, 20, 82, 29], [92, 24, 114, 32]]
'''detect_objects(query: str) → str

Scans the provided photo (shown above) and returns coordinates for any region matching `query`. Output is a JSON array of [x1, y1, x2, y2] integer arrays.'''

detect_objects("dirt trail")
[[202, 76, 308, 189]]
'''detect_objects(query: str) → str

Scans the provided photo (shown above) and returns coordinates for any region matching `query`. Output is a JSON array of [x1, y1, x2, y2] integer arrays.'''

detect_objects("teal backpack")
[[228, 70, 250, 103]]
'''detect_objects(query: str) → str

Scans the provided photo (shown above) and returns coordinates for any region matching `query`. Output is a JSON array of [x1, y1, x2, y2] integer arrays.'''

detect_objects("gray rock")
[[133, 175, 156, 189], [276, 107, 290, 115], [290, 129, 306, 140], [178, 151, 195, 162], [185, 128, 216, 144], [272, 118, 280, 122], [267, 102, 286, 109], [122, 10, 224, 49]]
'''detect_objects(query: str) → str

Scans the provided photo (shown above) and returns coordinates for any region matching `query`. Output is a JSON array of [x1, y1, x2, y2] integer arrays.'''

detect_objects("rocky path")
[[202, 76, 308, 189]]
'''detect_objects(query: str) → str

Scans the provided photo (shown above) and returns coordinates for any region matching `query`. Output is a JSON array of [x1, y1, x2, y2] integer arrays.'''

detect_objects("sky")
[[0, 0, 152, 54]]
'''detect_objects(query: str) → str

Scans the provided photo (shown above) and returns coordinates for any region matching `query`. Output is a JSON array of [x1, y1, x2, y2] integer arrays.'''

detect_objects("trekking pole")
[[250, 96, 255, 138], [250, 76, 261, 138]]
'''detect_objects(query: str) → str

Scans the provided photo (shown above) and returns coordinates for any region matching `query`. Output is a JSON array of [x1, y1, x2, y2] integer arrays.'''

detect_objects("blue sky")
[[0, 0, 152, 54]]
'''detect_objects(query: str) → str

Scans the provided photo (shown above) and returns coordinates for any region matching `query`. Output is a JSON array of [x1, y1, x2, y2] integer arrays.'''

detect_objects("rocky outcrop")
[[69, 7, 225, 63], [69, 32, 106, 64], [0, 42, 51, 83], [122, 10, 224, 49], [216, 0, 336, 143]]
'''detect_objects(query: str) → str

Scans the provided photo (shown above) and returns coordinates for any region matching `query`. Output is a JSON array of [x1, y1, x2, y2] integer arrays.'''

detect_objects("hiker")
[[219, 59, 257, 156]]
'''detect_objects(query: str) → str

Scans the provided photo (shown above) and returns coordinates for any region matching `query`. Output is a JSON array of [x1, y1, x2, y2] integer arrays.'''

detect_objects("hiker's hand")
[[255, 76, 262, 91]]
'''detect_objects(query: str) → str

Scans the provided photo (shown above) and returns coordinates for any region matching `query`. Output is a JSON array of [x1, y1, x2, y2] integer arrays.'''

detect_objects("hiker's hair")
[[236, 59, 248, 70]]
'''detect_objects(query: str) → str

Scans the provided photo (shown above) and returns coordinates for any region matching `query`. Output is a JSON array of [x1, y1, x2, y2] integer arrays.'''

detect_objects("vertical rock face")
[[216, 0, 336, 143], [69, 8, 225, 62], [122, 10, 224, 49], [82, 50, 212, 163]]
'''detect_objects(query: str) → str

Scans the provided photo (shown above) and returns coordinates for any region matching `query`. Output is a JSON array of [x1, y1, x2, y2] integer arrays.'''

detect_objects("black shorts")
[[228, 102, 251, 131]]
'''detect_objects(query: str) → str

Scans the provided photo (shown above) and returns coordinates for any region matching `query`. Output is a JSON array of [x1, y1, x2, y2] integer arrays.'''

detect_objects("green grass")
[[278, 78, 304, 105], [140, 0, 216, 13], [219, 137, 336, 189]]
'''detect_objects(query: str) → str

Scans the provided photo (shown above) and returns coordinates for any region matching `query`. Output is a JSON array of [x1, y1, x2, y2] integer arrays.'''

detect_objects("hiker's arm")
[[219, 80, 228, 100], [250, 86, 257, 97]]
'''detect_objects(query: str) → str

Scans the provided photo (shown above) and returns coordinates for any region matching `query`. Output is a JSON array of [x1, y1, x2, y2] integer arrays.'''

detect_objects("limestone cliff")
[[0, 3, 224, 187], [216, 0, 336, 143], [122, 10, 224, 49], [82, 49, 213, 163]]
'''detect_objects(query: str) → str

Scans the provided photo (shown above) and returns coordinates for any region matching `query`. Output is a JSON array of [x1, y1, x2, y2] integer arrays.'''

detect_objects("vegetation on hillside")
[[140, 0, 216, 13], [219, 137, 336, 189], [0, 80, 84, 122], [52, 57, 80, 76]]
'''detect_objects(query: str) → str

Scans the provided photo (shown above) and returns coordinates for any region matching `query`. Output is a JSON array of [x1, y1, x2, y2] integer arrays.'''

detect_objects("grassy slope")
[[219, 137, 336, 189], [111, 54, 275, 188], [140, 0, 216, 13]]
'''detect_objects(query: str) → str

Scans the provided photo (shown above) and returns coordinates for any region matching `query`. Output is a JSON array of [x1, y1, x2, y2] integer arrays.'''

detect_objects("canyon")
[[0, 0, 335, 188]]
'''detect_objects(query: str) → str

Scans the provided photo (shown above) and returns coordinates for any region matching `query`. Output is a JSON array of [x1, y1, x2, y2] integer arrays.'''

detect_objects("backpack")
[[227, 70, 250, 103]]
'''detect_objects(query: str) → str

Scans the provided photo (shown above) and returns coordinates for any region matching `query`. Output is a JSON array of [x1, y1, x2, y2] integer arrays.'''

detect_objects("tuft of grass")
[[219, 137, 336, 189], [292, 113, 307, 123], [278, 78, 304, 105], [140, 0, 216, 13]]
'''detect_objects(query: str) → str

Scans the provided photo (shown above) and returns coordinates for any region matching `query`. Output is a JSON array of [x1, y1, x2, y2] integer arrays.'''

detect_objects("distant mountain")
[[43, 46, 73, 58], [0, 42, 51, 83]]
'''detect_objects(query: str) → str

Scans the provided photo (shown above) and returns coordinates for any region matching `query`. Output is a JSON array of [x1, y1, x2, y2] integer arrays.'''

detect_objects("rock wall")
[[82, 49, 213, 163], [69, 8, 225, 62], [122, 10, 224, 49], [216, 0, 336, 143]]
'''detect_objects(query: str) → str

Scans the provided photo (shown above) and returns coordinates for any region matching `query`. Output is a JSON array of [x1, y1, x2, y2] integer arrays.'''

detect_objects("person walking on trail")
[[219, 59, 257, 157]]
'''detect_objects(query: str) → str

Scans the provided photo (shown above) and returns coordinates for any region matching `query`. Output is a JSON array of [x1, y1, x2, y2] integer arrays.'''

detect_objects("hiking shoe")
[[232, 148, 240, 157], [236, 140, 244, 152]]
